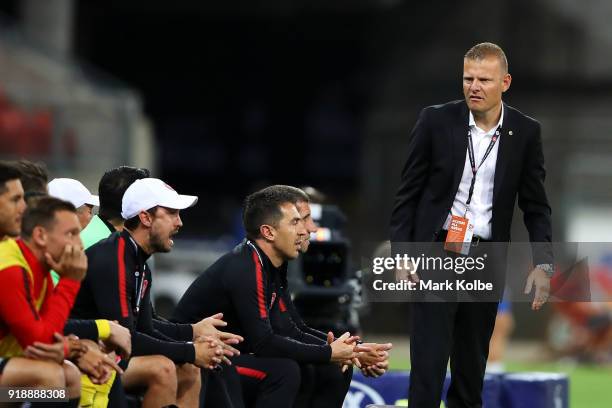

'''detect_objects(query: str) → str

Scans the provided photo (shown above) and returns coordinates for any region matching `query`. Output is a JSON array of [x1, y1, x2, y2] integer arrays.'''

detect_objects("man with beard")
[[0, 161, 26, 241], [71, 178, 232, 408], [72, 167, 241, 408]]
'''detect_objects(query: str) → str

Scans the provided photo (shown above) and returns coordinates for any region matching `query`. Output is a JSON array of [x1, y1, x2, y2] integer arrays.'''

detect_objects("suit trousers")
[[408, 300, 498, 408], [408, 235, 502, 408]]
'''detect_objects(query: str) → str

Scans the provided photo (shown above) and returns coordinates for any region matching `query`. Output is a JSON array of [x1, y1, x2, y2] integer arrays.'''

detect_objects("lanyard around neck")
[[464, 125, 501, 214], [128, 236, 146, 314]]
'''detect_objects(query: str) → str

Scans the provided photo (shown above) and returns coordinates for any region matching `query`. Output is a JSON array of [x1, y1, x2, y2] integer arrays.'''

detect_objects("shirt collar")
[[468, 103, 504, 132]]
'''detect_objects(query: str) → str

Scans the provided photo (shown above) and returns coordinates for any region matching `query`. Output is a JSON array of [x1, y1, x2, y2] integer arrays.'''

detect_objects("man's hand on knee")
[[23, 333, 67, 364], [23, 333, 87, 364], [75, 339, 123, 384]]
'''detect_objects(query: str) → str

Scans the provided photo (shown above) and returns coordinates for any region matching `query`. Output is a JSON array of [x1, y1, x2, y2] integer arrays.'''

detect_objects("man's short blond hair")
[[464, 42, 508, 73]]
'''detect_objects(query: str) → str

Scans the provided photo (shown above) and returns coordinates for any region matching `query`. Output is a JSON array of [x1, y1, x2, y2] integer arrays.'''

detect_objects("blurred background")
[[1, 0, 611, 405]]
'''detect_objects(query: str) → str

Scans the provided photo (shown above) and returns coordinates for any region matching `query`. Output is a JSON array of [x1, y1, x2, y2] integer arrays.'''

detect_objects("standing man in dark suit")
[[390, 42, 553, 408]]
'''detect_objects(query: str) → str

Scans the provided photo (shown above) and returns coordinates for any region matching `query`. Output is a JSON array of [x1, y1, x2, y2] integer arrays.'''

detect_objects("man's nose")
[[18, 198, 26, 214], [298, 221, 307, 237]]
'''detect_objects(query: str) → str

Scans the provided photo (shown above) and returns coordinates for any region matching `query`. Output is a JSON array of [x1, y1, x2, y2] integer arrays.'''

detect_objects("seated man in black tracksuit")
[[245, 187, 391, 408], [172, 185, 361, 408], [67, 165, 243, 408], [71, 178, 229, 407], [286, 190, 392, 407]]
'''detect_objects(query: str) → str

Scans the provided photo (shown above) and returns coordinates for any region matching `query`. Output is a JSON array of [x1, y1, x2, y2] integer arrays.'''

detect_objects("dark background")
[[2, 0, 612, 336]]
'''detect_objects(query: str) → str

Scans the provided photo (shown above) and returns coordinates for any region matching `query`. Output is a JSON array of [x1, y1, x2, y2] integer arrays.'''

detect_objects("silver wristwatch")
[[535, 263, 554, 278]]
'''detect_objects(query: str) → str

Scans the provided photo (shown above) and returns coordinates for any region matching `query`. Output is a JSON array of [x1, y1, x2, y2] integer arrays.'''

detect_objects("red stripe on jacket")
[[236, 365, 267, 380], [117, 237, 129, 318], [252, 251, 267, 318]]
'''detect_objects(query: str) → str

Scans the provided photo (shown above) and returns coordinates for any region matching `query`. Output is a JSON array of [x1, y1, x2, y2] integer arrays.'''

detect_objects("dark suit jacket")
[[390, 100, 552, 265]]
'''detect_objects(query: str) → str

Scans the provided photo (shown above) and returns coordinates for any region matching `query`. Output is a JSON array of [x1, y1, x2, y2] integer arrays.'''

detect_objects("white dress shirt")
[[443, 105, 504, 239]]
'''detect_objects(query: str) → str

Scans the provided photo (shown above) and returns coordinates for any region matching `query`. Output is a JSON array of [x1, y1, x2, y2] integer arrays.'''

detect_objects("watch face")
[[537, 264, 553, 276]]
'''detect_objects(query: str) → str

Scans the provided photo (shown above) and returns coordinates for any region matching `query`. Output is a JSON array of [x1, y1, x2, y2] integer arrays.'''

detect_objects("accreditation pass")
[[444, 215, 474, 255]]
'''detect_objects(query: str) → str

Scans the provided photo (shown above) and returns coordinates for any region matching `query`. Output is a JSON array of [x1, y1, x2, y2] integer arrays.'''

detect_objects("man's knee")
[[149, 356, 177, 387], [63, 360, 82, 397], [1, 358, 66, 388], [273, 359, 301, 392], [33, 360, 66, 388], [125, 355, 178, 389], [299, 363, 316, 393], [318, 363, 352, 389], [176, 363, 200, 388]]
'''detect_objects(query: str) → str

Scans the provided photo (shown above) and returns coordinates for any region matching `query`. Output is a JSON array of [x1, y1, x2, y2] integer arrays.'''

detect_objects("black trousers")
[[237, 354, 302, 408], [201, 366, 242, 408], [294, 362, 353, 408], [201, 355, 301, 408], [201, 355, 351, 408], [408, 301, 498, 408]]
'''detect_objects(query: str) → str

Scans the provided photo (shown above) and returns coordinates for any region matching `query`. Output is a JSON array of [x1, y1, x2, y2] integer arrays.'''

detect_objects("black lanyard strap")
[[465, 126, 500, 209], [128, 236, 146, 314]]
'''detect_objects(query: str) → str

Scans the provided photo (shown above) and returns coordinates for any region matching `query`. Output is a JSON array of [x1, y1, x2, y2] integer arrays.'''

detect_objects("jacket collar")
[[450, 102, 470, 196], [121, 229, 152, 263], [243, 238, 285, 274], [493, 102, 514, 204]]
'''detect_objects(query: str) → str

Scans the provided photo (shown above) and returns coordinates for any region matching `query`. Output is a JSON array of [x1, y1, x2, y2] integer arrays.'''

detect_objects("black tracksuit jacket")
[[71, 230, 195, 364], [172, 240, 332, 363]]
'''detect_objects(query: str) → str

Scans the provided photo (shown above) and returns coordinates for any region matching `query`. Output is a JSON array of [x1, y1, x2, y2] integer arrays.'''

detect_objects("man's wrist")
[[535, 263, 554, 278], [95, 319, 112, 340]]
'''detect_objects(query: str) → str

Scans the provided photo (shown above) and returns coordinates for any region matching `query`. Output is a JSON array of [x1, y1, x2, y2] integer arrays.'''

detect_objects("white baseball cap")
[[48, 178, 99, 208], [121, 178, 198, 220]]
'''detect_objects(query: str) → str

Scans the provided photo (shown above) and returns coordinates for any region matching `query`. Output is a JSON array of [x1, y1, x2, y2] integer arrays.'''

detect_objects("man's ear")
[[502, 73, 512, 93], [260, 224, 275, 241], [31, 225, 47, 247], [139, 211, 153, 228]]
